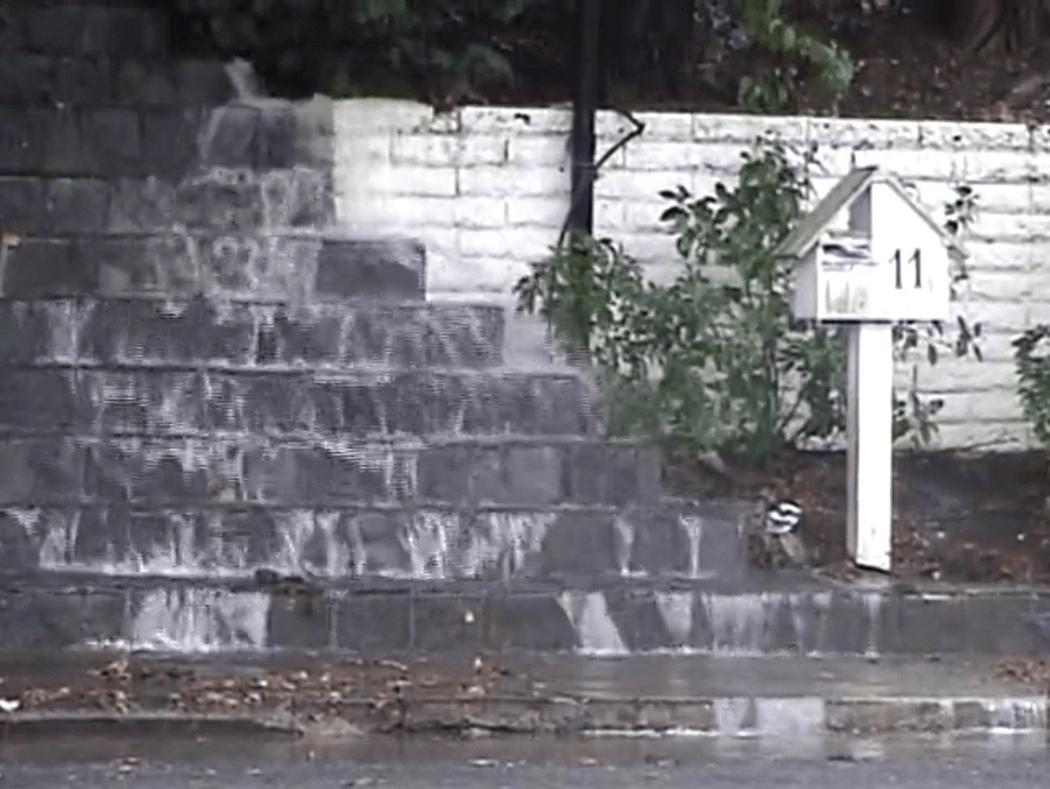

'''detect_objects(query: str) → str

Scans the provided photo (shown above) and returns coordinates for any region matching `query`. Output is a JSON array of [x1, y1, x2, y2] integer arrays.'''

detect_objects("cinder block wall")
[[331, 100, 1045, 450]]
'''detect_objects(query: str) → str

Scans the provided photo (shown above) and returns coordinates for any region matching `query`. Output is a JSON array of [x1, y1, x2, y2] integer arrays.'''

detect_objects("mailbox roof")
[[777, 166, 967, 261]]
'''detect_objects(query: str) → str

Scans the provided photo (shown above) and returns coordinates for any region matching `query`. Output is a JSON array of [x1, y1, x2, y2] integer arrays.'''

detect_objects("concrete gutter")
[[0, 652, 1044, 740]]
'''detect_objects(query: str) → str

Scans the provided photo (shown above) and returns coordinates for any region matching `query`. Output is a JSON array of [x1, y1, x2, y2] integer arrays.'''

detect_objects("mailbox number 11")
[[892, 249, 922, 289]]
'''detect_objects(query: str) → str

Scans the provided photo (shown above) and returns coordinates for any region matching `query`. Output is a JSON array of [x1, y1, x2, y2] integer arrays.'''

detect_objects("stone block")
[[83, 298, 258, 367], [40, 107, 86, 175], [114, 60, 176, 106], [0, 176, 45, 229], [0, 54, 51, 103], [482, 593, 579, 651], [410, 594, 488, 652], [270, 308, 343, 366], [566, 444, 661, 506], [333, 593, 413, 653], [84, 438, 230, 504], [205, 372, 313, 435], [0, 369, 83, 432], [0, 586, 126, 651], [174, 169, 264, 232], [539, 513, 622, 577], [268, 594, 335, 650], [107, 176, 178, 232], [243, 443, 409, 504], [196, 235, 319, 301], [314, 237, 426, 301], [88, 235, 198, 297], [1, 237, 95, 297], [0, 438, 85, 505], [80, 370, 206, 435], [175, 60, 234, 106], [53, 55, 113, 105], [0, 107, 43, 172], [0, 300, 76, 363], [260, 167, 333, 229], [44, 177, 109, 231], [140, 108, 205, 176], [198, 106, 258, 169], [255, 105, 298, 169], [26, 7, 168, 59]]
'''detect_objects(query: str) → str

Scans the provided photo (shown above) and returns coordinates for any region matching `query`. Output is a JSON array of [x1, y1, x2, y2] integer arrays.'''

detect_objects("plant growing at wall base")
[[516, 139, 847, 465], [1015, 325, 1050, 448], [892, 182, 983, 446]]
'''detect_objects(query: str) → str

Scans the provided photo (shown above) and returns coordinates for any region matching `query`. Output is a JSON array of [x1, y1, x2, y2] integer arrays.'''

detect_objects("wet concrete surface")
[[0, 732, 1048, 788]]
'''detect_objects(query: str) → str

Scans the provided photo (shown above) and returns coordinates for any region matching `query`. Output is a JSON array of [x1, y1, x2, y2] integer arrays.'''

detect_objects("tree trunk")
[[955, 0, 1050, 53]]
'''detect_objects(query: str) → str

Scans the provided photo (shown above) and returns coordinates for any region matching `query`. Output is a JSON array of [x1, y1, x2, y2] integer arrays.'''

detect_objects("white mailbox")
[[776, 167, 967, 573], [779, 167, 964, 323]]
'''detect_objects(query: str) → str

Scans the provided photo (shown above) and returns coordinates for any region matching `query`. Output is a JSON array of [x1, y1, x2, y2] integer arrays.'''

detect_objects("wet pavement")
[[0, 731, 1048, 787]]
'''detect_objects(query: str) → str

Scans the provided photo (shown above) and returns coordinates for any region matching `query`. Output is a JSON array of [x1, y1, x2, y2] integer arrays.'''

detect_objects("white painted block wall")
[[331, 99, 1049, 450]]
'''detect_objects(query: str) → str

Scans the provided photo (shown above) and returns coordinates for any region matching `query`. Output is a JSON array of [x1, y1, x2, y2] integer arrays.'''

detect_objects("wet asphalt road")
[[0, 733, 1047, 788]]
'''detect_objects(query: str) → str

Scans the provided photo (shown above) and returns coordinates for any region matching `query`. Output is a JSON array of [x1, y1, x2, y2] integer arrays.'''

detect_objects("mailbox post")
[[777, 167, 965, 571]]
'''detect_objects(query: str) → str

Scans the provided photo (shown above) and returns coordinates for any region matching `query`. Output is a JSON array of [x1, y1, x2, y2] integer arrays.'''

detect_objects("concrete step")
[[0, 54, 234, 107], [0, 436, 661, 508], [0, 171, 334, 235], [0, 651, 1044, 738], [0, 367, 601, 438], [0, 499, 745, 581], [5, 5, 169, 60], [0, 104, 324, 177], [0, 574, 1047, 658], [0, 298, 505, 369], [0, 234, 424, 302]]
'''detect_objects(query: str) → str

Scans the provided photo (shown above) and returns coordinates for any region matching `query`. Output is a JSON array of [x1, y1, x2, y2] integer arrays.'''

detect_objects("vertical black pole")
[[568, 0, 600, 236]]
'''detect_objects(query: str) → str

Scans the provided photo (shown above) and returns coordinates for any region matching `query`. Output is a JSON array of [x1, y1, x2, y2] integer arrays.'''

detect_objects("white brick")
[[626, 112, 693, 141], [430, 255, 535, 295], [920, 120, 1031, 151], [459, 166, 567, 197], [454, 197, 507, 229], [967, 269, 1031, 302], [334, 135, 391, 164], [333, 98, 436, 135], [807, 117, 920, 149], [507, 197, 566, 227], [507, 136, 570, 167], [389, 134, 505, 166], [623, 201, 671, 233], [925, 181, 1031, 214], [929, 422, 1029, 451], [851, 148, 964, 181], [966, 241, 1033, 271], [597, 169, 693, 200], [619, 232, 679, 265], [623, 141, 748, 173], [458, 227, 554, 260], [693, 113, 808, 144], [908, 358, 1015, 392], [363, 165, 456, 197], [919, 390, 1023, 423], [369, 196, 456, 227], [594, 198, 625, 229], [460, 105, 571, 135], [973, 212, 1050, 242]]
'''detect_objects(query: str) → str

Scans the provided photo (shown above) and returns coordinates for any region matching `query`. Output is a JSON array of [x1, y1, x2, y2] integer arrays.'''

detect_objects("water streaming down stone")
[[127, 588, 270, 652], [656, 591, 695, 646], [558, 591, 628, 656], [680, 515, 704, 578], [702, 593, 782, 656]]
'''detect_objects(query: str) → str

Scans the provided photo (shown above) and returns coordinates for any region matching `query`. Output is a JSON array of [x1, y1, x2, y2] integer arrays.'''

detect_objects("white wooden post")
[[846, 322, 894, 571]]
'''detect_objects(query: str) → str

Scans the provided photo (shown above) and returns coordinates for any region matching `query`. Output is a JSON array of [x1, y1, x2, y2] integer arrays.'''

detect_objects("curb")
[[2, 694, 1046, 739]]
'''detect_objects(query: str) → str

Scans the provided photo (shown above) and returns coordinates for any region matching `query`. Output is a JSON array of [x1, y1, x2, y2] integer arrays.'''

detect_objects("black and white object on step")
[[765, 499, 802, 536]]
